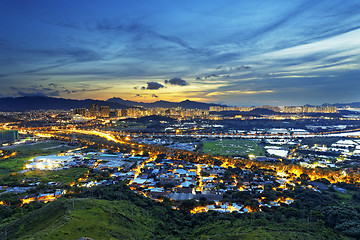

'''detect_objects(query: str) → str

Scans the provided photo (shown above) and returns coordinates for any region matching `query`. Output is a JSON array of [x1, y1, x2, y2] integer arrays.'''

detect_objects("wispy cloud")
[[207, 90, 274, 97]]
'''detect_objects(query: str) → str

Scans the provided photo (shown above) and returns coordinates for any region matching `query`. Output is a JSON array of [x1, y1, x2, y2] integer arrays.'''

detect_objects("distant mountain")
[[107, 97, 226, 110], [329, 102, 360, 108], [0, 96, 128, 111], [106, 97, 142, 107]]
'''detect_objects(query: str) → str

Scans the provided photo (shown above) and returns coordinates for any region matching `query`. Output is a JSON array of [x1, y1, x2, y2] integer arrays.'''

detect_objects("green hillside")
[[0, 198, 164, 240], [189, 218, 346, 240], [0, 183, 353, 240]]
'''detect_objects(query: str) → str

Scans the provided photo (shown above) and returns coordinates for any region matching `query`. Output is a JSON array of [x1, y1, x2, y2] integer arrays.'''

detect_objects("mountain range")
[[106, 97, 225, 110], [327, 102, 360, 108], [0, 96, 358, 111], [0, 96, 225, 111], [0, 96, 128, 111]]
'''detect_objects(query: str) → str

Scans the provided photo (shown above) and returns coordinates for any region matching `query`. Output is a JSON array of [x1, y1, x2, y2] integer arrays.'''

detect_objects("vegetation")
[[23, 167, 88, 185], [200, 139, 265, 157], [0, 141, 74, 179], [1, 134, 355, 239], [0, 183, 357, 240], [0, 198, 162, 240], [0, 157, 30, 178]]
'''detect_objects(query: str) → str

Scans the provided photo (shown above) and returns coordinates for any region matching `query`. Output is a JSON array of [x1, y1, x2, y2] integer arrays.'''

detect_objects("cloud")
[[152, 94, 158, 98], [17, 47, 102, 75], [145, 82, 164, 90], [234, 65, 251, 71], [12, 83, 61, 97], [215, 65, 252, 73], [88, 18, 198, 53], [17, 90, 60, 97], [207, 90, 274, 97], [48, 19, 81, 30], [11, 82, 110, 97], [164, 78, 189, 86]]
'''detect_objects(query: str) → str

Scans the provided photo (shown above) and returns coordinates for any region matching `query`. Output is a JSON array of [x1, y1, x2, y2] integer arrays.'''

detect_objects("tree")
[[179, 199, 197, 214]]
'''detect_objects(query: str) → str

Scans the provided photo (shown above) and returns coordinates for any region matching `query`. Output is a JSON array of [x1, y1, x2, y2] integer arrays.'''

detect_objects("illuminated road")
[[108, 129, 360, 139]]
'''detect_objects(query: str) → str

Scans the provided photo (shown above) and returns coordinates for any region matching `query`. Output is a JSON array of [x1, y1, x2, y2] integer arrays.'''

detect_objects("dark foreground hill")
[[0, 183, 352, 240]]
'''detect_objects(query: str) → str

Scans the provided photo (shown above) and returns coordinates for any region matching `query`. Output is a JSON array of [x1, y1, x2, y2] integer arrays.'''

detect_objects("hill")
[[0, 183, 350, 240], [107, 97, 225, 110], [0, 96, 128, 111], [324, 102, 360, 108], [0, 198, 164, 240]]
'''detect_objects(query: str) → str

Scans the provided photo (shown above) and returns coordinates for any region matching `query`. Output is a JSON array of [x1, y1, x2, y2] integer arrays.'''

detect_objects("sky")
[[1, 0, 360, 106]]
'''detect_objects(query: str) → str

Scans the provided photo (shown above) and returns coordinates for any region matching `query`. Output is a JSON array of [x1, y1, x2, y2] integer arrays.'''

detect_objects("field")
[[200, 139, 265, 157], [0, 141, 78, 180], [24, 167, 88, 185], [0, 157, 31, 178]]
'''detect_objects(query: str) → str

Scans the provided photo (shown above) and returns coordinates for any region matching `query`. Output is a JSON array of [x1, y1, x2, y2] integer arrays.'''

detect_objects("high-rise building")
[[73, 108, 87, 116], [119, 109, 127, 117], [109, 109, 118, 118], [90, 104, 99, 117], [0, 130, 19, 143], [100, 106, 110, 118]]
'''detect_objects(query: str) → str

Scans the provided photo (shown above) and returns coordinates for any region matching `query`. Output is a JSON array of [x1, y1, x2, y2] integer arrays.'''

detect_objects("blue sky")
[[1, 0, 360, 106]]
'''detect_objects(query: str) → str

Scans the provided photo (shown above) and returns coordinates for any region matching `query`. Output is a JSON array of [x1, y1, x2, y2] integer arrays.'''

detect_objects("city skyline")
[[1, 0, 360, 106]]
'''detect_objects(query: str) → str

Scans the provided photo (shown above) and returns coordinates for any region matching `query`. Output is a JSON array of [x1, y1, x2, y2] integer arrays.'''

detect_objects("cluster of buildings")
[[16, 144, 299, 213], [21, 189, 67, 205], [72, 104, 210, 119], [210, 105, 337, 113], [210, 106, 256, 112], [72, 103, 337, 120], [73, 104, 112, 118], [25, 154, 82, 171], [282, 105, 337, 113], [114, 157, 296, 213], [297, 139, 360, 169]]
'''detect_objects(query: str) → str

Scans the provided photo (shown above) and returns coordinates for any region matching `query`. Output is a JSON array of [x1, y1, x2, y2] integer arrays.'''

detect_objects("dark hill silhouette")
[[107, 97, 225, 110], [330, 102, 360, 108], [0, 96, 128, 111]]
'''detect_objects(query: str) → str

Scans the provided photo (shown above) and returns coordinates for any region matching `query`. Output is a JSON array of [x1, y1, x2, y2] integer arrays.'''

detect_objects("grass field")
[[0, 157, 31, 178], [2, 141, 72, 153], [0, 141, 78, 180], [200, 139, 265, 157], [24, 167, 89, 185]]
